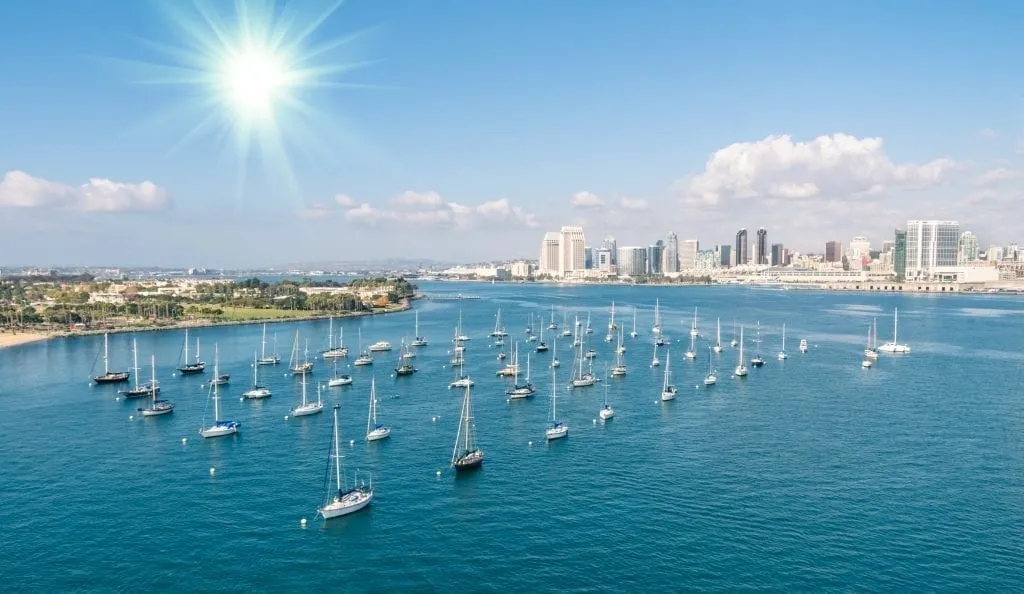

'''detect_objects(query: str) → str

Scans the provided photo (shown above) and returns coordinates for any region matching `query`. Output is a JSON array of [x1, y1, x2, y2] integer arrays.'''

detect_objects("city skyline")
[[2, 1, 1024, 266]]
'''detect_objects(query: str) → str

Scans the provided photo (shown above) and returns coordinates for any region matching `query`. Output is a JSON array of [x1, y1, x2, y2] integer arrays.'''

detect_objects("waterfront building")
[[680, 239, 699, 270], [539, 232, 561, 275], [755, 228, 768, 265], [616, 246, 647, 277], [906, 220, 959, 280], [716, 244, 732, 268], [663, 232, 680, 273], [825, 240, 842, 263], [695, 249, 718, 272], [893, 229, 907, 281], [559, 226, 586, 278], [958, 231, 979, 263], [595, 248, 614, 271], [647, 240, 664, 276], [771, 243, 784, 267], [600, 236, 618, 266], [735, 229, 749, 265], [584, 246, 594, 270]]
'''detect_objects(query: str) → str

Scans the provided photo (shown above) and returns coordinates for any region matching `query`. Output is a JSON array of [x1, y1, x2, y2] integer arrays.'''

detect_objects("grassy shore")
[[0, 297, 416, 349]]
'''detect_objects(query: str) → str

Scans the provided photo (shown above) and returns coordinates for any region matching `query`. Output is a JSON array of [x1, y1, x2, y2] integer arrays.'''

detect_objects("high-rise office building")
[[988, 245, 1004, 262], [735, 229, 749, 265], [663, 232, 680, 273], [595, 248, 614, 271], [616, 246, 647, 277], [754, 228, 768, 265], [646, 241, 664, 276], [882, 240, 895, 254], [584, 246, 593, 269], [695, 249, 718, 272], [717, 244, 732, 268], [770, 243, 784, 266], [600, 236, 618, 266], [893, 229, 907, 281], [825, 240, 842, 263], [539, 232, 561, 275], [849, 235, 871, 263], [906, 220, 959, 280], [680, 239, 699, 270], [958, 231, 979, 263], [558, 226, 586, 277]]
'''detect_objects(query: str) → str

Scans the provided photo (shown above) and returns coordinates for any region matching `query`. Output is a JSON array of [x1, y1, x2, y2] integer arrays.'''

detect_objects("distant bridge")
[[421, 293, 482, 301]]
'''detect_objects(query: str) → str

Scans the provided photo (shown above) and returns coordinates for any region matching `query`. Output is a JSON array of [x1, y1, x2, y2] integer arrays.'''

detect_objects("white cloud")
[[392, 190, 443, 209], [978, 128, 998, 139], [0, 170, 169, 212], [618, 197, 649, 211], [674, 134, 955, 206], [570, 191, 604, 209], [299, 203, 332, 220], [333, 193, 355, 207], [975, 167, 1024, 186]]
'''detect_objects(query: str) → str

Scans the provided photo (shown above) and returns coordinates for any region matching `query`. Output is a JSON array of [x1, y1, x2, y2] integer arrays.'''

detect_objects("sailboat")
[[322, 317, 349, 359], [92, 332, 130, 384], [570, 333, 599, 388], [177, 329, 205, 375], [455, 309, 471, 342], [289, 331, 313, 375], [650, 341, 661, 367], [777, 323, 788, 360], [551, 336, 561, 368], [257, 324, 280, 365], [394, 341, 418, 376], [451, 385, 484, 471], [865, 318, 879, 359], [353, 328, 373, 366], [199, 346, 240, 437], [703, 346, 717, 386], [242, 351, 272, 399], [630, 306, 639, 338], [799, 338, 808, 353], [862, 324, 875, 368], [527, 313, 538, 343], [411, 311, 428, 347], [585, 312, 593, 335], [730, 320, 739, 348], [328, 357, 353, 387], [139, 354, 173, 416], [291, 367, 324, 417], [878, 307, 910, 353], [561, 311, 572, 337], [611, 327, 627, 376], [684, 329, 697, 360], [449, 351, 474, 388], [605, 301, 616, 342], [490, 308, 507, 337], [548, 305, 558, 330], [661, 351, 678, 401], [318, 404, 373, 519], [750, 321, 765, 368], [734, 327, 748, 377], [689, 307, 699, 338], [599, 374, 614, 420], [712, 318, 723, 353], [365, 377, 391, 441], [652, 299, 662, 335], [507, 350, 537, 398], [121, 337, 157, 397], [536, 326, 549, 352], [545, 367, 568, 440]]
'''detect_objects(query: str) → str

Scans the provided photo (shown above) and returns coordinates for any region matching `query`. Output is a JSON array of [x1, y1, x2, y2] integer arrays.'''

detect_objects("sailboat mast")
[[893, 308, 899, 343], [782, 324, 786, 350], [183, 329, 189, 364], [367, 377, 376, 434], [328, 317, 334, 350], [301, 365, 308, 406], [261, 324, 267, 359], [253, 351, 258, 384], [132, 337, 140, 388], [213, 345, 220, 421], [104, 333, 110, 374], [333, 406, 343, 492], [150, 354, 157, 404]]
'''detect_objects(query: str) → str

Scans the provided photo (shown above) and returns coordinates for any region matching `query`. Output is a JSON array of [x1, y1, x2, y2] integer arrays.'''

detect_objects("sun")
[[219, 45, 289, 120]]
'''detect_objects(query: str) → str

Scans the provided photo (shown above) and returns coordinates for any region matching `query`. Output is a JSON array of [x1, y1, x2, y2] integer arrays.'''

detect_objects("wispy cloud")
[[978, 127, 999, 139], [570, 191, 604, 209], [0, 170, 169, 212]]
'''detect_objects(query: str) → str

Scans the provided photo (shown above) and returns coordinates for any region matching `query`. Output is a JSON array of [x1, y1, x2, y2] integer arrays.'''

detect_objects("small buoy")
[[528, 441, 533, 446], [436, 470, 441, 477], [129, 415, 134, 420], [432, 416, 437, 423], [239, 397, 244, 402], [300, 518, 307, 527], [209, 467, 216, 476], [284, 415, 289, 420], [172, 373, 177, 377], [181, 437, 188, 445], [349, 439, 355, 446], [115, 396, 121, 402], [593, 419, 597, 424], [506, 399, 510, 403]]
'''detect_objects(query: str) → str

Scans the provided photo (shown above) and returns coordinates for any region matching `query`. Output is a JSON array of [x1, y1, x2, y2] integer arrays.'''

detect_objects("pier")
[[421, 293, 481, 301]]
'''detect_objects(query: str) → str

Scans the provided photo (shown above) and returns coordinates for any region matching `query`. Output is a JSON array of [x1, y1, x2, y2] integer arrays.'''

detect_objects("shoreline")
[[0, 296, 417, 350]]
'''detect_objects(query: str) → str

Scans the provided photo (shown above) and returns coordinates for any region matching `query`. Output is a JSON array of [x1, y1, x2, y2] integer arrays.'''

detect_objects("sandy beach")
[[0, 332, 51, 350]]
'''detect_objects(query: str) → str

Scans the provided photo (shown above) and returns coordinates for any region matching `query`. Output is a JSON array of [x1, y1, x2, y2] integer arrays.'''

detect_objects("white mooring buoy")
[[209, 467, 216, 476], [181, 437, 188, 445], [300, 518, 307, 528]]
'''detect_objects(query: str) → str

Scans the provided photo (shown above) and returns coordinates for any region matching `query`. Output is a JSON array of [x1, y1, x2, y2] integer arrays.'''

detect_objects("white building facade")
[[906, 220, 960, 280]]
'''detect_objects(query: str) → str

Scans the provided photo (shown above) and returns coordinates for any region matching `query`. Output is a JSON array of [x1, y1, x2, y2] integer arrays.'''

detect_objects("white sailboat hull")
[[328, 376, 353, 387], [291, 403, 324, 417], [257, 357, 280, 366], [367, 427, 391, 441], [703, 375, 717, 386], [353, 357, 373, 366], [878, 343, 910, 353], [661, 389, 677, 401], [862, 360, 873, 368], [684, 351, 696, 360], [599, 407, 614, 420], [140, 403, 174, 416], [545, 425, 569, 440], [449, 378, 474, 389], [242, 387, 272, 399], [734, 366, 748, 377], [200, 423, 239, 438], [323, 349, 348, 359], [319, 489, 373, 519], [777, 352, 788, 360]]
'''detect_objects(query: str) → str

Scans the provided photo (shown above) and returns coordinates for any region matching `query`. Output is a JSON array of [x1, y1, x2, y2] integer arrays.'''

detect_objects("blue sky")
[[1, 0, 1022, 267]]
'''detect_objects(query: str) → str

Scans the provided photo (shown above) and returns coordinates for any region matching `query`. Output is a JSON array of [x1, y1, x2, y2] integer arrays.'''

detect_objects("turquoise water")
[[2, 283, 1023, 591]]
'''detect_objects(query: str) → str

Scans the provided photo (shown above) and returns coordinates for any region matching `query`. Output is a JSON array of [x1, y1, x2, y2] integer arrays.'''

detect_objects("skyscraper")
[[906, 220, 959, 280], [825, 240, 841, 263], [958, 231, 979, 263], [755, 228, 768, 265], [584, 246, 593, 269], [680, 239, 699, 270], [616, 246, 647, 277], [600, 236, 618, 266], [539, 232, 561, 275], [771, 243, 784, 267], [893, 229, 907, 281], [646, 241, 664, 276], [717, 244, 732, 268], [595, 248, 613, 271], [663, 232, 680, 273], [558, 226, 586, 277], [735, 229, 748, 266]]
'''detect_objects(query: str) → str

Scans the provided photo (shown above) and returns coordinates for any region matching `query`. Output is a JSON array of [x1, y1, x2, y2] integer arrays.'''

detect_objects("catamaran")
[[178, 329, 205, 375], [92, 332, 130, 384], [661, 351, 678, 401], [451, 385, 484, 471], [507, 350, 537, 398], [323, 317, 349, 359], [750, 321, 765, 368], [735, 327, 748, 377], [257, 324, 280, 365], [411, 311, 428, 347], [289, 331, 313, 375], [545, 367, 568, 440], [878, 308, 910, 353], [138, 354, 173, 416], [689, 306, 699, 338], [121, 337, 157, 398], [599, 374, 614, 420], [242, 351, 272, 399], [704, 346, 717, 386], [199, 346, 239, 437], [291, 368, 324, 417], [777, 323, 788, 360], [865, 318, 879, 359], [712, 318, 723, 353], [365, 377, 391, 441], [318, 405, 373, 519]]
